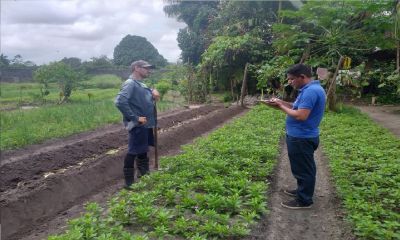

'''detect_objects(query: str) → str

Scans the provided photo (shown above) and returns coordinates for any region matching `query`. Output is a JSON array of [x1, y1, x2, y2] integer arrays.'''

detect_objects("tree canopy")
[[113, 35, 168, 67], [164, 1, 219, 64], [164, 0, 400, 105]]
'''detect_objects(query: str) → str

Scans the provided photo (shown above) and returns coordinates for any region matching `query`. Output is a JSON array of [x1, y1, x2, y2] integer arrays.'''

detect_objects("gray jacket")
[[115, 78, 156, 129]]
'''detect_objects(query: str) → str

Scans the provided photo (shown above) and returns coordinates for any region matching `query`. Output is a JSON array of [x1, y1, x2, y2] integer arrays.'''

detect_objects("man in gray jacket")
[[115, 60, 160, 188]]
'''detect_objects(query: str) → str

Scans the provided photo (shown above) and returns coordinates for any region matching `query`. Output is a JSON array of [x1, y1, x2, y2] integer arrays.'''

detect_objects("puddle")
[[21, 106, 39, 110], [106, 149, 119, 155]]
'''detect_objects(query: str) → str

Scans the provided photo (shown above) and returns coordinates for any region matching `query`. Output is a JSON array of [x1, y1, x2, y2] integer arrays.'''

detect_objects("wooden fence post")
[[240, 63, 249, 107]]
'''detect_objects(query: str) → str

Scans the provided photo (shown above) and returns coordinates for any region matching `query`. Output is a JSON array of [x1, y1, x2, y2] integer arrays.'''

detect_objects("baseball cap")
[[131, 60, 154, 71]]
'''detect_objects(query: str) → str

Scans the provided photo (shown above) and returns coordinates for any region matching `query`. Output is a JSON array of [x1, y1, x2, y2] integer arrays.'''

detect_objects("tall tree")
[[0, 54, 10, 67], [60, 57, 82, 69], [210, 1, 295, 40], [200, 34, 265, 97], [164, 1, 219, 64], [113, 35, 167, 67]]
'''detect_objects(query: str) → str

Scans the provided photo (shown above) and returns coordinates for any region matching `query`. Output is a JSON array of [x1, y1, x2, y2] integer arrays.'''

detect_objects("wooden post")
[[240, 63, 249, 107]]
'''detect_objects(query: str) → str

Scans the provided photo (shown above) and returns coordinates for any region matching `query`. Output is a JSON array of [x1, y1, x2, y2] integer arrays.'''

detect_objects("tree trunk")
[[326, 56, 344, 111], [278, 0, 283, 23], [230, 78, 235, 101], [397, 39, 399, 72], [299, 44, 311, 64], [397, 1, 400, 72], [240, 63, 249, 107], [187, 66, 193, 103]]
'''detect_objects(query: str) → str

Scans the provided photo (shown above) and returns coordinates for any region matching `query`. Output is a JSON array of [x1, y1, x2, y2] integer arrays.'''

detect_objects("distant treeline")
[[0, 65, 130, 83]]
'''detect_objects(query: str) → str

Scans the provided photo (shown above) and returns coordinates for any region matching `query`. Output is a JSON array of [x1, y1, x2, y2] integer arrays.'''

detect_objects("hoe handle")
[[154, 102, 159, 170]]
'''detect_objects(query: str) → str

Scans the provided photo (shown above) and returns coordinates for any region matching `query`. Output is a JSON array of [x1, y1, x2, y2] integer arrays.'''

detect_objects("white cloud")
[[0, 0, 186, 64], [3, 1, 80, 25]]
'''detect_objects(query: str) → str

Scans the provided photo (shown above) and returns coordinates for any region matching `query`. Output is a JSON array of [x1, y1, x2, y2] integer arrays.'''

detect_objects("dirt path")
[[246, 141, 354, 240], [355, 105, 400, 137], [247, 104, 400, 240]]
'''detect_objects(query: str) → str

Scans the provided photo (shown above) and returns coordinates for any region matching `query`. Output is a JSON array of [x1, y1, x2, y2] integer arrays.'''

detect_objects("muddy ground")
[[2, 103, 399, 240]]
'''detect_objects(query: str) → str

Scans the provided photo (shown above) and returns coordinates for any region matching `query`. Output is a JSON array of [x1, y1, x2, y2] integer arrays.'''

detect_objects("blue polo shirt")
[[286, 80, 326, 138]]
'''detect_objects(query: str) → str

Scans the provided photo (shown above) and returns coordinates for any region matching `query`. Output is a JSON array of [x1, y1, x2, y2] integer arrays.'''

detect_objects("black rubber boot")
[[137, 157, 150, 177], [123, 167, 135, 188]]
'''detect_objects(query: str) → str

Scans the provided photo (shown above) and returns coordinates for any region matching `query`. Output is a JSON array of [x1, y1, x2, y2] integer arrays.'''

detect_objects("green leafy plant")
[[321, 106, 400, 239], [49, 106, 285, 239]]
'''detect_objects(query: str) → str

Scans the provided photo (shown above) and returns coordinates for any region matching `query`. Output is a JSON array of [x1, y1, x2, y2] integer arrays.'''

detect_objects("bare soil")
[[246, 141, 355, 240], [1, 104, 246, 240]]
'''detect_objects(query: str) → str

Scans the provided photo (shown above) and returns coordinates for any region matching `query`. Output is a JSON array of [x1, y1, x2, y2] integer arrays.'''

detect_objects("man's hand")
[[152, 89, 160, 101], [138, 116, 147, 125], [259, 98, 281, 109]]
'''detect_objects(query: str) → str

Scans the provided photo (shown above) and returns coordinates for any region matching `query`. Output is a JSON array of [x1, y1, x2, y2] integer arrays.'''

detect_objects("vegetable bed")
[[321, 107, 400, 240], [49, 106, 285, 240]]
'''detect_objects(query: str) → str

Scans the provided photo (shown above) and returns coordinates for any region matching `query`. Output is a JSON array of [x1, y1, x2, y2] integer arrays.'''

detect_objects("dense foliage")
[[165, 0, 400, 104], [164, 1, 219, 65], [321, 107, 400, 239], [113, 35, 168, 67]]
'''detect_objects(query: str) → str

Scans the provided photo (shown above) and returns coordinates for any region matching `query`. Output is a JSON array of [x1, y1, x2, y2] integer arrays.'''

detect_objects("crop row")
[[49, 106, 285, 240], [321, 107, 400, 240]]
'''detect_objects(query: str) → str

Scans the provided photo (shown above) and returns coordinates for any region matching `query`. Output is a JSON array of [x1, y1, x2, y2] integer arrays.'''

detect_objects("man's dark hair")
[[286, 64, 312, 78]]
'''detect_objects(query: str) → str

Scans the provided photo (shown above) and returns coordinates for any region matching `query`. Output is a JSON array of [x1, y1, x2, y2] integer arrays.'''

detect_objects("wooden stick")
[[240, 63, 249, 107], [154, 102, 159, 170]]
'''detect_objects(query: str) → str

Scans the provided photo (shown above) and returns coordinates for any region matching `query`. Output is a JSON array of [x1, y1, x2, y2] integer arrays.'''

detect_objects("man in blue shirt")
[[115, 60, 160, 188], [262, 64, 326, 209]]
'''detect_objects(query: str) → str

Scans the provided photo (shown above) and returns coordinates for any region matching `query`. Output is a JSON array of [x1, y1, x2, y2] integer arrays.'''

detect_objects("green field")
[[0, 74, 123, 109], [0, 74, 185, 150]]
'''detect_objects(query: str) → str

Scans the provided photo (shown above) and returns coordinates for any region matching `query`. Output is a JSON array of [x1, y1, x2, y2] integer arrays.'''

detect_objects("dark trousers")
[[124, 153, 147, 169], [286, 134, 319, 205], [128, 127, 154, 155], [124, 152, 149, 174]]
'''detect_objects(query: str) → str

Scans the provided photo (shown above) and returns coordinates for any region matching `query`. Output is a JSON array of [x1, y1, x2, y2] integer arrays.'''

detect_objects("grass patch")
[[321, 106, 400, 240], [0, 79, 121, 109], [0, 82, 59, 108], [1, 95, 184, 150], [1, 99, 120, 150], [81, 74, 123, 89]]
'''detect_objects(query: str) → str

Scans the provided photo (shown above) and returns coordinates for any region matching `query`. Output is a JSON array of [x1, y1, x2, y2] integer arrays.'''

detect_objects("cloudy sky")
[[1, 0, 186, 65]]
